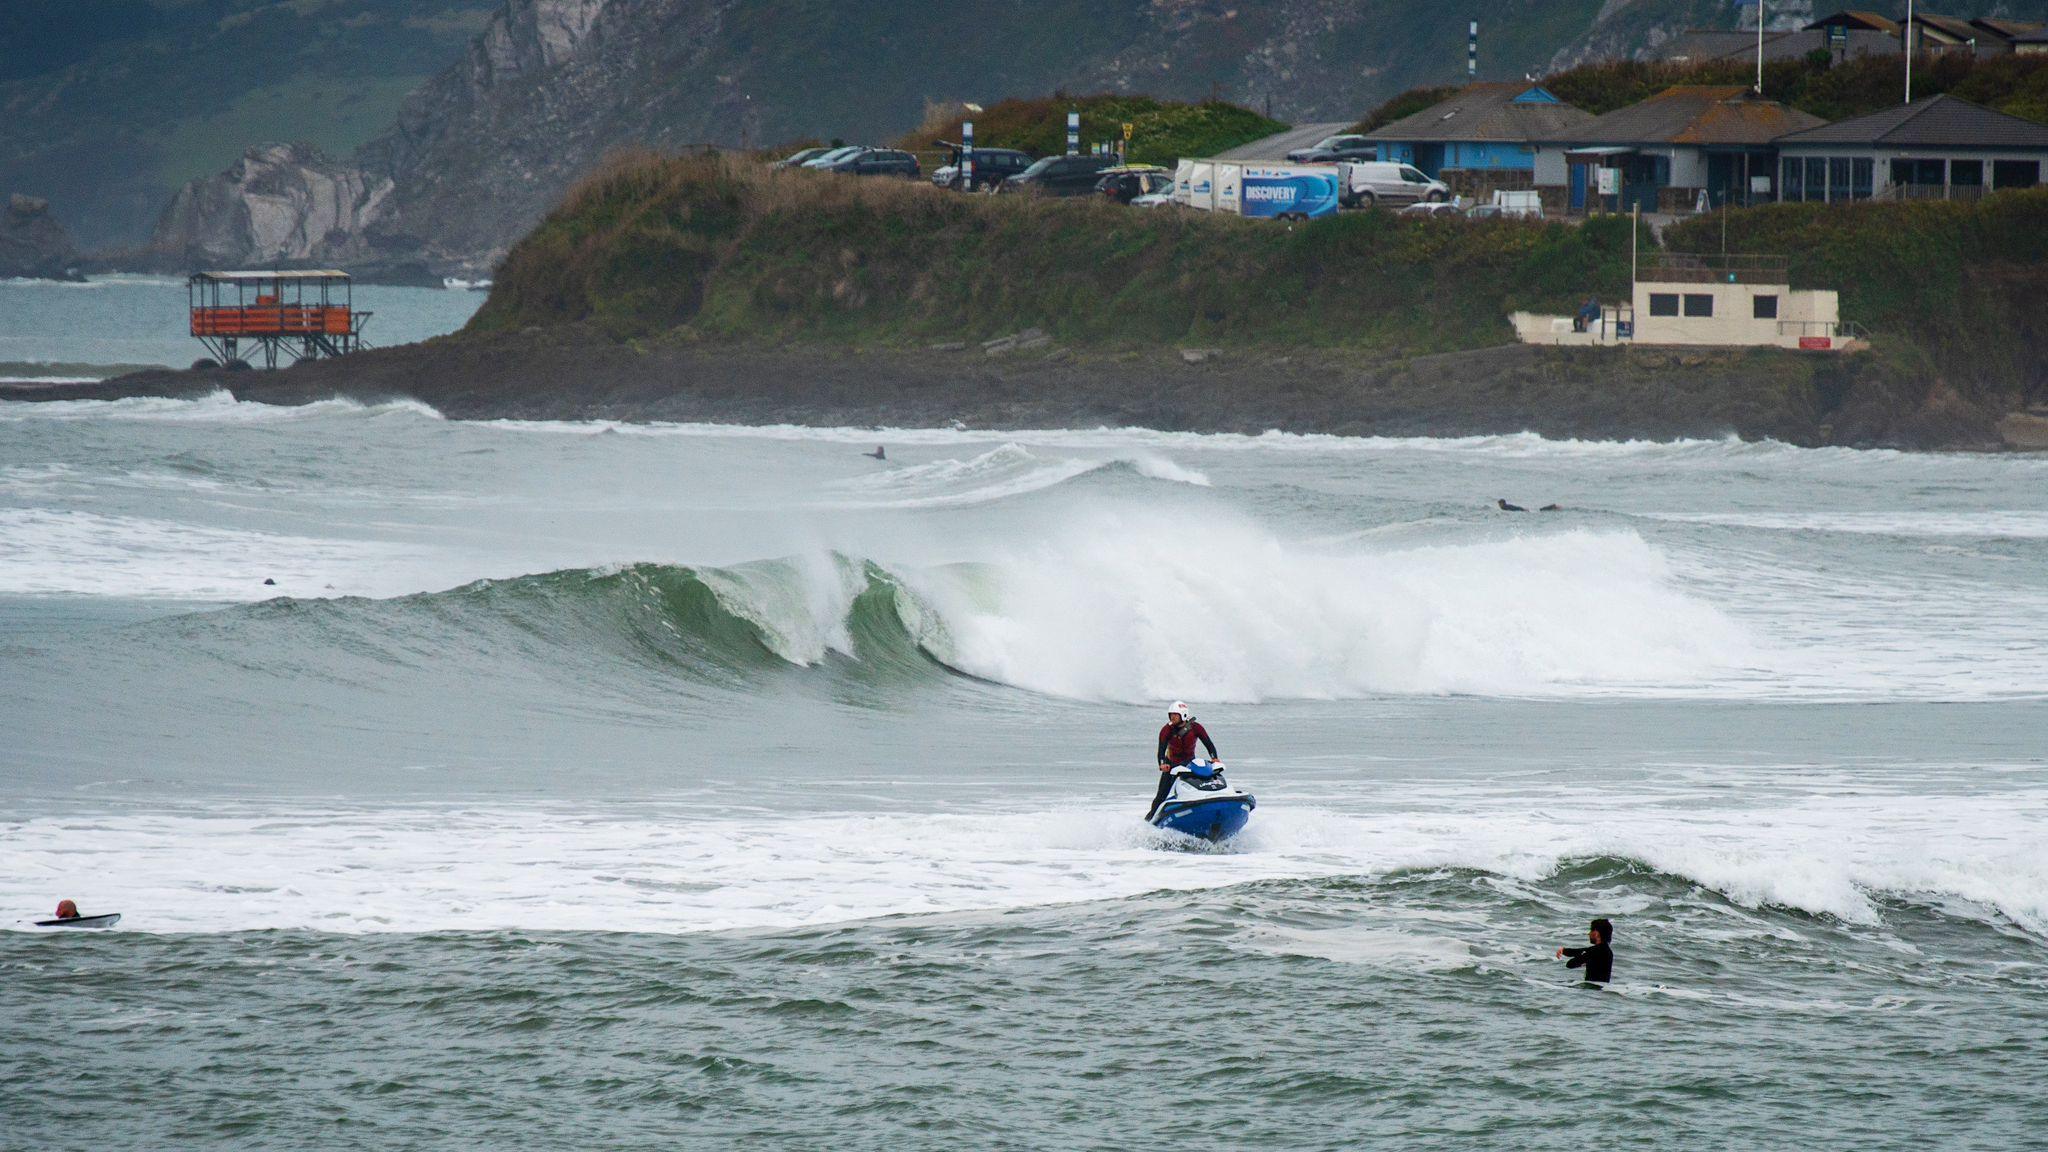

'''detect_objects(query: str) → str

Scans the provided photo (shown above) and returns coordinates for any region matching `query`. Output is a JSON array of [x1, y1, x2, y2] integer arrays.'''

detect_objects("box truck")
[[1173, 160, 1341, 220]]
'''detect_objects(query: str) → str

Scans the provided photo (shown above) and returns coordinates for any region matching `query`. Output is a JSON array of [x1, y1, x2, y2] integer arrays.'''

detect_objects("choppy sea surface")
[[3, 384, 2046, 1145]]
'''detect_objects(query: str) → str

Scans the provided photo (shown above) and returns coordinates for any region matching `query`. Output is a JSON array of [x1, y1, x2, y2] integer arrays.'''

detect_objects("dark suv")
[[818, 148, 920, 178], [933, 148, 1035, 190], [1001, 154, 1116, 197], [1285, 134, 1376, 163]]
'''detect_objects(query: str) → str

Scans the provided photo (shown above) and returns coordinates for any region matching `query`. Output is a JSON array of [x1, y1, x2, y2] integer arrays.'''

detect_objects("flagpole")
[[1905, 0, 1915, 104], [1755, 0, 1765, 93]]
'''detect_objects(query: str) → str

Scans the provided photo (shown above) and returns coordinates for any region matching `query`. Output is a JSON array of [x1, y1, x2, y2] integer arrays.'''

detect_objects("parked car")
[[931, 148, 1035, 190], [1095, 166, 1175, 204], [1338, 161, 1451, 208], [817, 148, 920, 178], [1472, 190, 1544, 220], [1000, 154, 1116, 197], [771, 147, 834, 170], [802, 145, 869, 169], [1285, 133, 1376, 163], [1398, 201, 1465, 219]]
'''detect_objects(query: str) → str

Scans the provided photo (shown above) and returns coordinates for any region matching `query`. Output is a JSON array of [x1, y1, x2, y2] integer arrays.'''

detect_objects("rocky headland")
[[0, 194, 82, 281]]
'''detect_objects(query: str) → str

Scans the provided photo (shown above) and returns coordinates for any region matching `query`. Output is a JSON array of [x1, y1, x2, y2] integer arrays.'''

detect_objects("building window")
[[1649, 293, 1680, 317], [1993, 159, 2040, 189], [1951, 160, 1984, 188], [1683, 294, 1714, 318], [1829, 158, 1852, 203], [1892, 158, 1945, 186], [1754, 295, 1779, 319], [1783, 158, 1804, 201], [1852, 158, 1874, 200], [1806, 157, 1828, 201]]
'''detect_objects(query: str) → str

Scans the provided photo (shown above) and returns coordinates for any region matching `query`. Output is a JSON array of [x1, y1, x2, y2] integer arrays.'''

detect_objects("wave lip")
[[822, 443, 1209, 508]]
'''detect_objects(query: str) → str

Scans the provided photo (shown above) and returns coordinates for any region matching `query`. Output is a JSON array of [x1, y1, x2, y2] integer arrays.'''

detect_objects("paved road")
[[1214, 122, 1353, 161]]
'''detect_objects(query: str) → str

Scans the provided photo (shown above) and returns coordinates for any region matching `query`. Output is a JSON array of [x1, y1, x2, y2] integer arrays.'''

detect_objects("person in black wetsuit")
[[1556, 917, 1614, 984], [1148, 701, 1219, 820]]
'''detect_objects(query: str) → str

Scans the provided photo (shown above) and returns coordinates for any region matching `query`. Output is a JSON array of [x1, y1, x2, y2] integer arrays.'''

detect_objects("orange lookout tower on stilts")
[[188, 269, 372, 369]]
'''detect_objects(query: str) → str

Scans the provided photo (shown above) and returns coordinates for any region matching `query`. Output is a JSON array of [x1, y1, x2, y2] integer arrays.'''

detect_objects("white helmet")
[[1168, 700, 1192, 720]]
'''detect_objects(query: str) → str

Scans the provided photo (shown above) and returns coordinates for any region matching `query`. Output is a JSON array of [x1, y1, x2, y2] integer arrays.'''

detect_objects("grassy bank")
[[473, 152, 1639, 352], [1665, 190, 2048, 403]]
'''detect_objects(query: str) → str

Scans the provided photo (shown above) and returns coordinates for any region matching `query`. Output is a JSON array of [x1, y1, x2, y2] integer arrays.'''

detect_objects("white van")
[[1337, 161, 1451, 208]]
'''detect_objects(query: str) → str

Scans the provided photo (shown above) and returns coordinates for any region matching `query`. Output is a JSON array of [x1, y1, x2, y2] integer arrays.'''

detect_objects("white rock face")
[[150, 144, 394, 267]]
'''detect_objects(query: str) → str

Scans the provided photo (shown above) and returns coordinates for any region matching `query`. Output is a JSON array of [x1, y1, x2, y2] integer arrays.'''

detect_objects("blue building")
[[1362, 83, 1595, 181]]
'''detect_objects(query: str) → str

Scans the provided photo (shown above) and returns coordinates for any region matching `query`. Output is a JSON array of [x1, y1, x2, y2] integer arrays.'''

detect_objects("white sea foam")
[[1642, 510, 2048, 539], [7, 781, 2041, 936], [900, 516, 1761, 701], [0, 508, 435, 600], [0, 390, 444, 424]]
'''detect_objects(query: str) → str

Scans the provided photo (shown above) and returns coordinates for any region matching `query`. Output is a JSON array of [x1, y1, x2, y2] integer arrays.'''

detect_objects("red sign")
[[1798, 336, 1832, 350]]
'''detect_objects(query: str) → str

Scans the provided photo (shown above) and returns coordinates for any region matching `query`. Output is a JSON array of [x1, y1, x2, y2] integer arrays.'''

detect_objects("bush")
[[893, 94, 1283, 167]]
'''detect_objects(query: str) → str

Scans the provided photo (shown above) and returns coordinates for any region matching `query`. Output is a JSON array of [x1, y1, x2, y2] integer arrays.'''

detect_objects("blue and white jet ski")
[[1148, 760, 1255, 843]]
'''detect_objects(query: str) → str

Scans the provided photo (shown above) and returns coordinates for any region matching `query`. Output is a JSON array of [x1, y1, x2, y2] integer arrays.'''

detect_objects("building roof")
[[1806, 11, 1902, 34], [191, 270, 352, 282], [1545, 86, 1825, 147], [1775, 93, 2048, 148], [2014, 29, 2048, 43], [1364, 82, 1594, 143], [1912, 13, 1982, 44], [1972, 17, 2045, 40], [1658, 27, 1898, 64]]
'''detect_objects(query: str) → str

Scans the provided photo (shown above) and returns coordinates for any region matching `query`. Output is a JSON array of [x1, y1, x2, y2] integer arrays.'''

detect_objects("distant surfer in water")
[[1556, 918, 1614, 984], [1497, 499, 1526, 512], [866, 446, 886, 460], [1150, 701, 1219, 819]]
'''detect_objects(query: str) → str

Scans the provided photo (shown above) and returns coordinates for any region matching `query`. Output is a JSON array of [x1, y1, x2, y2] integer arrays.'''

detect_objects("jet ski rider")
[[1150, 701, 1220, 819]]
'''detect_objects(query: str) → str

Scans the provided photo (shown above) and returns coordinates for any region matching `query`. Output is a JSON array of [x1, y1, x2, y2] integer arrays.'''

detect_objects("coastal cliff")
[[0, 194, 82, 281], [147, 144, 396, 271]]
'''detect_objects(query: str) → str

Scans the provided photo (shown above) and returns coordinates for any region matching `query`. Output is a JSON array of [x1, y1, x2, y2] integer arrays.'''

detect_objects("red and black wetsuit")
[[1150, 720, 1219, 816], [1157, 720, 1217, 768]]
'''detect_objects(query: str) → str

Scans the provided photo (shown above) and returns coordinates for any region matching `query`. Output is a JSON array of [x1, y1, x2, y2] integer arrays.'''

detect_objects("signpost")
[[1121, 121, 1133, 162], [1067, 110, 1080, 156], [962, 120, 974, 192]]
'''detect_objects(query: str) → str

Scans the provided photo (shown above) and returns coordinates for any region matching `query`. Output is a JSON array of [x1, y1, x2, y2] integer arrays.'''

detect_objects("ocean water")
[[2, 395, 2045, 1148], [0, 276, 482, 376]]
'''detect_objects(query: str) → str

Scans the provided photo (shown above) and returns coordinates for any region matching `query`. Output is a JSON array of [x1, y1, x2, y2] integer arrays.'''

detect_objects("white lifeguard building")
[[1512, 252, 1865, 351]]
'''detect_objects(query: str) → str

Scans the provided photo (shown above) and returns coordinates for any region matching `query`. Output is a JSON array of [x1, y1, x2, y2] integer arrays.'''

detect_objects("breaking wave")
[[166, 521, 1767, 703]]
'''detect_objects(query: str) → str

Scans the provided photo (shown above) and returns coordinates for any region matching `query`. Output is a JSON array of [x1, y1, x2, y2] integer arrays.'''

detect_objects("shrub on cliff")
[[894, 95, 1284, 168]]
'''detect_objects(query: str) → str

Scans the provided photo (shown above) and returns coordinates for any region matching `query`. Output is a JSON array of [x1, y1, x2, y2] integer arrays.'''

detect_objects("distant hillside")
[[133, 0, 1818, 275], [0, 0, 496, 249]]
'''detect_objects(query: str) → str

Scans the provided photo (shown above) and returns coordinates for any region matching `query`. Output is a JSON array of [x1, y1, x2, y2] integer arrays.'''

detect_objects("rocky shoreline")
[[4, 327, 2032, 451]]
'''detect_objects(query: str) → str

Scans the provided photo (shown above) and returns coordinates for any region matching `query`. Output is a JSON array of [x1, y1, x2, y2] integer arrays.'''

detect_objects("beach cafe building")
[[1772, 94, 2048, 201], [1536, 86, 1825, 213], [1361, 83, 1594, 199]]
